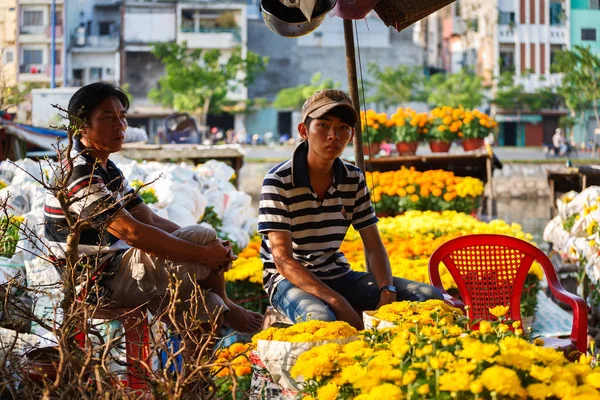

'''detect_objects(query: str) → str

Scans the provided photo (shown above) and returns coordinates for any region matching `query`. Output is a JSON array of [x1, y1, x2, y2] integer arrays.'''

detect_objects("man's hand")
[[331, 296, 364, 330], [202, 240, 236, 270], [377, 290, 397, 309]]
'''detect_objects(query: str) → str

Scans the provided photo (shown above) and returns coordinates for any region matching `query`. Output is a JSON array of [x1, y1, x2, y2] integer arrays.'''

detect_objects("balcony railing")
[[19, 64, 63, 77], [20, 25, 64, 37], [180, 26, 241, 42], [72, 34, 120, 48]]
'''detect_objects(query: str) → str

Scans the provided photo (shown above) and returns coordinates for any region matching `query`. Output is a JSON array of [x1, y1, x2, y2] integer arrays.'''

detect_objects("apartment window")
[[590, 0, 600, 10], [99, 22, 111, 36], [53, 50, 61, 64], [582, 28, 597, 41], [54, 10, 63, 26], [23, 49, 43, 65], [23, 10, 44, 26], [90, 67, 103, 80], [500, 51, 515, 73], [550, 2, 564, 25], [72, 69, 83, 86], [4, 50, 14, 63], [499, 11, 516, 25]]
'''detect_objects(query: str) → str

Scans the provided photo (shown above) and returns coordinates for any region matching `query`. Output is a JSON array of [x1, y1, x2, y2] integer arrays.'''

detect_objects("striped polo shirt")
[[258, 141, 378, 299], [44, 139, 143, 267]]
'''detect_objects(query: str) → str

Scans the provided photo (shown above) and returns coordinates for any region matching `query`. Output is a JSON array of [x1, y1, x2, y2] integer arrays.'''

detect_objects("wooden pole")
[[343, 19, 365, 173]]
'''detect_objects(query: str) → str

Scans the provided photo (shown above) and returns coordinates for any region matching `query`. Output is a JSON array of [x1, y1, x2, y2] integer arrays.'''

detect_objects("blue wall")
[[245, 107, 278, 137], [571, 10, 600, 54]]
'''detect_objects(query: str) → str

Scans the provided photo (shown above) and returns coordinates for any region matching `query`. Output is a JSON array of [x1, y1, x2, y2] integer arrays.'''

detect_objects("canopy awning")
[[374, 0, 455, 31]]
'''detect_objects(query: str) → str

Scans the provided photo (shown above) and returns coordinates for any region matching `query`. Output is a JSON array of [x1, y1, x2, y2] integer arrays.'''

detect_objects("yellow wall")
[[0, 0, 18, 87]]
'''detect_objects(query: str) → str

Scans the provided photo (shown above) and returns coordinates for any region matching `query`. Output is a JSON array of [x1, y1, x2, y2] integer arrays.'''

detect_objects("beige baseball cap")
[[301, 89, 358, 125]]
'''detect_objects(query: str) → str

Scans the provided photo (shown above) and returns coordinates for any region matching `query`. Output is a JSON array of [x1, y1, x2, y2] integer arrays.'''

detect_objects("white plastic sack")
[[196, 160, 236, 183], [166, 204, 197, 228], [124, 126, 148, 143], [256, 336, 356, 390], [0, 257, 25, 285], [223, 191, 253, 229], [0, 185, 31, 215], [363, 311, 396, 330], [10, 158, 44, 185], [220, 226, 250, 251], [203, 189, 228, 220]]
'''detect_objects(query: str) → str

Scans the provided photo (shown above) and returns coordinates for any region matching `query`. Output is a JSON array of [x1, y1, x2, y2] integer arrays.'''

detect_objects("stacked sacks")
[[0, 156, 258, 341], [543, 186, 600, 285]]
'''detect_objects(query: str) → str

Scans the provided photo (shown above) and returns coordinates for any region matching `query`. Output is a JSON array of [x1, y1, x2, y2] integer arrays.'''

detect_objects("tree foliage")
[[272, 72, 340, 110], [552, 45, 600, 127], [425, 69, 486, 109], [492, 72, 563, 112], [149, 42, 268, 127], [0, 49, 30, 112], [364, 64, 425, 108]]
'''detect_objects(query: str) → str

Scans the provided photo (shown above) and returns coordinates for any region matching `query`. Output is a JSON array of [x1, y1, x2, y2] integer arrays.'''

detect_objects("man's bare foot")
[[224, 302, 264, 333]]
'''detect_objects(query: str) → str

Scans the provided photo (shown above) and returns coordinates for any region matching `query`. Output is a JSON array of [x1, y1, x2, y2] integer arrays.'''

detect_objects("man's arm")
[[358, 224, 396, 308], [128, 202, 180, 233], [268, 231, 363, 329], [107, 210, 234, 269]]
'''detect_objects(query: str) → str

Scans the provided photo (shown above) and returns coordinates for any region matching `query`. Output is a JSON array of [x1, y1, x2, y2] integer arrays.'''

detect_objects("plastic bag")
[[196, 160, 236, 183], [332, 0, 380, 20], [256, 336, 356, 390]]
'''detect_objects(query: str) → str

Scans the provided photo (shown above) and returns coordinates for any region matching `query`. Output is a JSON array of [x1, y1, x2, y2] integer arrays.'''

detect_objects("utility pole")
[[50, 0, 56, 88]]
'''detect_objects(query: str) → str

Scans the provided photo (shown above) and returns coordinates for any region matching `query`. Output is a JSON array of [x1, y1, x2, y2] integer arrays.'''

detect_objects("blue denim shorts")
[[271, 270, 443, 323]]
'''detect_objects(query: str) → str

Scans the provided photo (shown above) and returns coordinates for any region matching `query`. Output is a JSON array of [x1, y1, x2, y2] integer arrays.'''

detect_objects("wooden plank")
[[118, 143, 244, 160]]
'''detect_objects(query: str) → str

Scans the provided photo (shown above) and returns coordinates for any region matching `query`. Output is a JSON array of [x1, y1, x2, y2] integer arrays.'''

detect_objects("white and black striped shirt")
[[44, 139, 143, 266], [258, 141, 378, 299]]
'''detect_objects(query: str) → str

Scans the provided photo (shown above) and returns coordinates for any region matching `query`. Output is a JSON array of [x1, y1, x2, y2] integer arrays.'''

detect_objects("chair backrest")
[[430, 234, 558, 320]]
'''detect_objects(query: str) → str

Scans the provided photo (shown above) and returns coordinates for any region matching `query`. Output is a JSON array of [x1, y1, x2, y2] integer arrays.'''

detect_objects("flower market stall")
[[244, 301, 600, 400]]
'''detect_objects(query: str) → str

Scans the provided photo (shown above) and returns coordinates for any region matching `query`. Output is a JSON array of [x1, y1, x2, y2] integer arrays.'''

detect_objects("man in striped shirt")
[[44, 82, 263, 333], [258, 89, 442, 329]]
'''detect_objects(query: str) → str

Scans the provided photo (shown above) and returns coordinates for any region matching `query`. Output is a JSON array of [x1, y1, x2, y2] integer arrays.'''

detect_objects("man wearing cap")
[[258, 89, 443, 329]]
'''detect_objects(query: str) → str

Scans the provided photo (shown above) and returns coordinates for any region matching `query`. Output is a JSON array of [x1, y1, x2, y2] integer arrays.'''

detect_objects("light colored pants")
[[104, 225, 229, 322]]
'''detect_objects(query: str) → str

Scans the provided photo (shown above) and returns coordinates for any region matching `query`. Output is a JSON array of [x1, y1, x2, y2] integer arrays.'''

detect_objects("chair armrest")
[[547, 283, 588, 354]]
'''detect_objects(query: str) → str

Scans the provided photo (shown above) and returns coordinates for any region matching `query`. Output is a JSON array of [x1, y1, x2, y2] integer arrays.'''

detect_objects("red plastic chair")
[[428, 234, 588, 354], [75, 307, 151, 391]]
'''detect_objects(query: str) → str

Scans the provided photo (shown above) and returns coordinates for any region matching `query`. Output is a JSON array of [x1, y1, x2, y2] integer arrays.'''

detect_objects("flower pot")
[[362, 142, 381, 157], [395, 141, 419, 156], [462, 138, 485, 151], [429, 141, 452, 153]]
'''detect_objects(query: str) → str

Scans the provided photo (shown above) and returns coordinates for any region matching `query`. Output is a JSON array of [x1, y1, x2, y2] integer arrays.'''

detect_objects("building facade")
[[570, 0, 600, 146], [66, 0, 121, 87], [17, 0, 65, 86], [0, 0, 19, 88]]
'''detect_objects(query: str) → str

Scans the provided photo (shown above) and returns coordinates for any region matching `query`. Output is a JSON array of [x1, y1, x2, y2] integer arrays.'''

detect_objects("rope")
[[354, 20, 379, 212]]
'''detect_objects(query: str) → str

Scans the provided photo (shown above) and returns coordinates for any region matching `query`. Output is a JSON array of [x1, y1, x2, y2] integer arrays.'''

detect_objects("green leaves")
[[272, 72, 340, 110], [365, 64, 425, 108], [425, 69, 486, 109], [552, 45, 600, 119], [149, 42, 268, 116]]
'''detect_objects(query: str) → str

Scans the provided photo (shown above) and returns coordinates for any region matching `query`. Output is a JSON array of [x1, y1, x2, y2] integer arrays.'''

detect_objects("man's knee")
[[299, 303, 337, 322], [417, 284, 444, 301]]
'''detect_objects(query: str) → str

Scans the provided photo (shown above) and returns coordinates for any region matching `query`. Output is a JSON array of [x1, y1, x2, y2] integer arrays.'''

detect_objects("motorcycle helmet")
[[261, 0, 337, 38]]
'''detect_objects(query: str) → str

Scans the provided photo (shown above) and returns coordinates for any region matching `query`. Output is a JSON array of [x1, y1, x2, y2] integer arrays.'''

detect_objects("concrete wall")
[[570, 9, 600, 55], [31, 87, 77, 127], [124, 51, 164, 99], [124, 4, 176, 45], [247, 17, 422, 102], [71, 51, 119, 84]]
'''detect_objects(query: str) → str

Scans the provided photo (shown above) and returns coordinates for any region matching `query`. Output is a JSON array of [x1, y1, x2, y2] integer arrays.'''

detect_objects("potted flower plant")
[[461, 109, 497, 151], [360, 109, 394, 157], [427, 106, 462, 152], [391, 107, 428, 155]]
